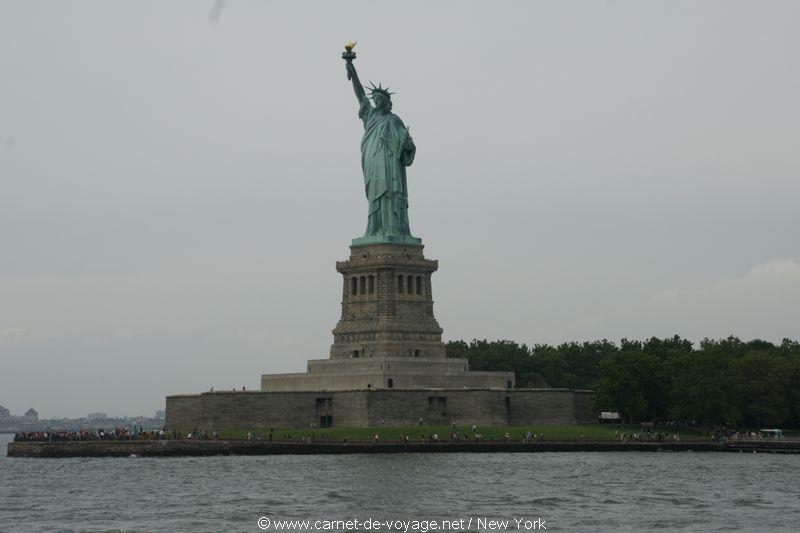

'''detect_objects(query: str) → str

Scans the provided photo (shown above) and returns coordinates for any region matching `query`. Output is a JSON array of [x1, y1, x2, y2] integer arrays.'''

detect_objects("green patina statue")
[[343, 42, 422, 246]]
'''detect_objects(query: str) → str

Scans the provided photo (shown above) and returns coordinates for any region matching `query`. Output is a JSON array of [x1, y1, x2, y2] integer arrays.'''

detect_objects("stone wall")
[[572, 390, 597, 424], [165, 388, 595, 430], [364, 390, 511, 427], [261, 364, 514, 393], [165, 395, 205, 429]]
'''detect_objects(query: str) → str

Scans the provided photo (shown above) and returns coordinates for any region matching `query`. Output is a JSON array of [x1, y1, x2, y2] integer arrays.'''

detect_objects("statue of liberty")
[[343, 43, 422, 246]]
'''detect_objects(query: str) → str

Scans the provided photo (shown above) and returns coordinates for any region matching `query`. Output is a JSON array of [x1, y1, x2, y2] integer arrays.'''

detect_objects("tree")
[[445, 335, 800, 429], [593, 340, 662, 422], [642, 336, 694, 420], [445, 339, 542, 387], [549, 340, 615, 390], [734, 350, 793, 427], [670, 341, 740, 426]]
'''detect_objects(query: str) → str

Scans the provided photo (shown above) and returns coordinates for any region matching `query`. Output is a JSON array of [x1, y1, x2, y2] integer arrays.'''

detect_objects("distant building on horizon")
[[88, 412, 108, 421], [24, 408, 38, 420], [0, 405, 11, 421]]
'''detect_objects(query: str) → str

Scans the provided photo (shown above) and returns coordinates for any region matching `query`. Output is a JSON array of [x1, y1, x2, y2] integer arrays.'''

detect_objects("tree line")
[[445, 336, 800, 428]]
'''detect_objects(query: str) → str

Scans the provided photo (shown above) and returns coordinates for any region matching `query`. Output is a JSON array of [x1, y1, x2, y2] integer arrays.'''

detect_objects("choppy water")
[[1, 434, 799, 532]]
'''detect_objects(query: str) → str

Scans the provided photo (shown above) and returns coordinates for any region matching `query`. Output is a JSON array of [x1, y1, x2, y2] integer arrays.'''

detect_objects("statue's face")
[[374, 94, 390, 113]]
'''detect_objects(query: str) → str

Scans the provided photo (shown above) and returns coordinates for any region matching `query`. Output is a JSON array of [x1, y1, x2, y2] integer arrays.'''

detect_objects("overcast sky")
[[1, 1, 798, 418]]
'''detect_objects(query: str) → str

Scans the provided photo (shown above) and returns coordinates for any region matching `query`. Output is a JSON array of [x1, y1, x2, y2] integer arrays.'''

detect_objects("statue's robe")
[[359, 98, 416, 239]]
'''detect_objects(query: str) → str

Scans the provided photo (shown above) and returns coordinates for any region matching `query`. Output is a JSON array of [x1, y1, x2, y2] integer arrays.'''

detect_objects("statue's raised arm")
[[342, 41, 368, 107], [346, 62, 368, 106]]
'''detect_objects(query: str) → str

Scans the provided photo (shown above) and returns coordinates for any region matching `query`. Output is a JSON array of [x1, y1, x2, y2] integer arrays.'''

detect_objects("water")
[[1, 434, 799, 532]]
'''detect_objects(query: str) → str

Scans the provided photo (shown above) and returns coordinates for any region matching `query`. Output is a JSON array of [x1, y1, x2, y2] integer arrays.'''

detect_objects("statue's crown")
[[366, 81, 394, 99]]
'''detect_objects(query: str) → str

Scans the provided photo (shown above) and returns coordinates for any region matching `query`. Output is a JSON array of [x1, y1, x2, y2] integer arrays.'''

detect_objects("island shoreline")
[[8, 440, 800, 458]]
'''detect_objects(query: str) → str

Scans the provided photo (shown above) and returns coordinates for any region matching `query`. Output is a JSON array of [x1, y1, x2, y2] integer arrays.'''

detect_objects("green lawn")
[[201, 424, 706, 443]]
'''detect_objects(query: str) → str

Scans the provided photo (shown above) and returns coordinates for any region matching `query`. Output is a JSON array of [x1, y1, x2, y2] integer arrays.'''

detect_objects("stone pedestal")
[[330, 243, 445, 360], [261, 243, 515, 392]]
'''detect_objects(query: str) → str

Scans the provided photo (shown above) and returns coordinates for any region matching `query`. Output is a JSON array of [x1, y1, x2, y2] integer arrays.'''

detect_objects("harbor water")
[[1, 434, 798, 532]]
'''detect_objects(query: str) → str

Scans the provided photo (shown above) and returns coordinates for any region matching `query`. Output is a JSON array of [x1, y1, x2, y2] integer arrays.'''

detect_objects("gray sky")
[[1, 1, 798, 418]]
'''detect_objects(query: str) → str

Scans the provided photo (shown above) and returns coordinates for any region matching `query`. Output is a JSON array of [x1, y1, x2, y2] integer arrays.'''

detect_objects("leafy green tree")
[[789, 356, 800, 428], [734, 350, 793, 427], [444, 340, 469, 360], [445, 339, 543, 387], [670, 340, 740, 426], [593, 340, 662, 422], [529, 344, 570, 388], [446, 335, 800, 429], [549, 340, 616, 390], [778, 338, 800, 358], [642, 336, 694, 419]]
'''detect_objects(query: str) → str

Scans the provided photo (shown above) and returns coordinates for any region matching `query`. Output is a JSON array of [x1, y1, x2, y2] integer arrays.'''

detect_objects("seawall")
[[8, 440, 800, 458]]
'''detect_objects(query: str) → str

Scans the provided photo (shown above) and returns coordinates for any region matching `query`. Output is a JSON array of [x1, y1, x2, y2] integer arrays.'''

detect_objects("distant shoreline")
[[8, 439, 800, 458]]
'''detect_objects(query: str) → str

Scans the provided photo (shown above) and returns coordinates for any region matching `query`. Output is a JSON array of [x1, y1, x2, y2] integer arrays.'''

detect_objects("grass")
[[185, 424, 708, 443]]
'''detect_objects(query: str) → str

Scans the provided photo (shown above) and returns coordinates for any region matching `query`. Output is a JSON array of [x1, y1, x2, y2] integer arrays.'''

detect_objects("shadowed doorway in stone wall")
[[427, 396, 447, 425], [316, 397, 333, 428]]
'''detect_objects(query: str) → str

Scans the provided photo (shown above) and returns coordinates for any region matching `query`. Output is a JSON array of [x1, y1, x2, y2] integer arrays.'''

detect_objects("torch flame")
[[345, 41, 357, 52]]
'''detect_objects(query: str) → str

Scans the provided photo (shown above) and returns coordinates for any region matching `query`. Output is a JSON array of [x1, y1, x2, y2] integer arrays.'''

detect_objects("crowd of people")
[[613, 430, 681, 443], [709, 427, 782, 443], [13, 427, 168, 442]]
